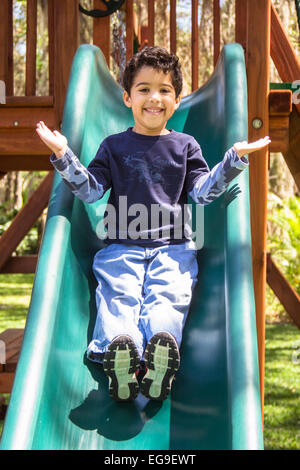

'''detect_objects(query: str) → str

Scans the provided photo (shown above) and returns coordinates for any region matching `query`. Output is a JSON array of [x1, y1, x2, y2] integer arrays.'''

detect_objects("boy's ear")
[[123, 90, 132, 108], [174, 95, 181, 110]]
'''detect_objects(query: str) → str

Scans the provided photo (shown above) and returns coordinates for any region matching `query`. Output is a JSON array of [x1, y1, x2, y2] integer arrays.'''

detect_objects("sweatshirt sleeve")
[[50, 143, 111, 204], [187, 145, 249, 205]]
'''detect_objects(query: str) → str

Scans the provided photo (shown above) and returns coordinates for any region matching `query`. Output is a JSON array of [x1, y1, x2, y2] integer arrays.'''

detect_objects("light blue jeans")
[[87, 241, 198, 362]]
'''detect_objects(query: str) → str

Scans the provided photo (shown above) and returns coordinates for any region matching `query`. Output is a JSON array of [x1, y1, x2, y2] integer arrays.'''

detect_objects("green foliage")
[[267, 194, 300, 294], [0, 204, 39, 256]]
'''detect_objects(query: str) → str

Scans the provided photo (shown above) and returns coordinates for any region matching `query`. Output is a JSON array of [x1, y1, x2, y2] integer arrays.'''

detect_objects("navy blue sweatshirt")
[[50, 127, 248, 247]]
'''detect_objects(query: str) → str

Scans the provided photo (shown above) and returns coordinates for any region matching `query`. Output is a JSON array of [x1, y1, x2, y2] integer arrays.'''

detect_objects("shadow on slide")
[[0, 44, 263, 450]]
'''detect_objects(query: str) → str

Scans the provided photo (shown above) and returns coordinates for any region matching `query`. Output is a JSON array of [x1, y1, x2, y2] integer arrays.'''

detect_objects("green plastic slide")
[[0, 44, 263, 450]]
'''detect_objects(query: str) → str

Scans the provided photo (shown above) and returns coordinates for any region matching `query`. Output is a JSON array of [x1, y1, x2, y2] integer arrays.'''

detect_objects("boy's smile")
[[123, 66, 181, 136]]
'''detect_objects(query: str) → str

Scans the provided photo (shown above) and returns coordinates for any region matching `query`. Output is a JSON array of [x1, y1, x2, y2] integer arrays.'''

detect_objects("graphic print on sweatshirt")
[[123, 152, 175, 189]]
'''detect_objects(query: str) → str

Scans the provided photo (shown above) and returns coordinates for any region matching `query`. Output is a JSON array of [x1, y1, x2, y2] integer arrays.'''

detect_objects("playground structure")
[[0, 0, 299, 450]]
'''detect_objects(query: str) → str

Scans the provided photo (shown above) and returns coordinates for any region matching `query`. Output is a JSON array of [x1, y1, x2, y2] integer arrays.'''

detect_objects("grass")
[[264, 323, 300, 449], [0, 273, 299, 449], [0, 274, 34, 331]]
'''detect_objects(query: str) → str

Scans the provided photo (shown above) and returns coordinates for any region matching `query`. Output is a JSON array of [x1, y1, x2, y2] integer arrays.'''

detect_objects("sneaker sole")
[[103, 336, 140, 402], [141, 332, 180, 401]]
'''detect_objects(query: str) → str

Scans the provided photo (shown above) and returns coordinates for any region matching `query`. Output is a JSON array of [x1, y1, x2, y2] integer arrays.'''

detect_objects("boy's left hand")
[[233, 136, 271, 158]]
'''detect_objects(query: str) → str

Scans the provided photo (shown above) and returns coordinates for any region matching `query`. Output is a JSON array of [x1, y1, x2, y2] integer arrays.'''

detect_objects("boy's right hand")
[[36, 121, 68, 159]]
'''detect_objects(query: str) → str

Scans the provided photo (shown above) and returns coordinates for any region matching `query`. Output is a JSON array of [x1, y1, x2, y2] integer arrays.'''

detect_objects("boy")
[[36, 46, 270, 403]]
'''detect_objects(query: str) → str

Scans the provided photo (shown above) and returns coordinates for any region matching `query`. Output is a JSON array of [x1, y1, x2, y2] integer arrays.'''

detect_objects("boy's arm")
[[188, 137, 270, 205], [36, 121, 110, 204]]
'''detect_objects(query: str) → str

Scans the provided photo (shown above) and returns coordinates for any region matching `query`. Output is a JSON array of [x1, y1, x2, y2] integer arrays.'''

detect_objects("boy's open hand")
[[233, 136, 271, 158], [36, 121, 68, 158]]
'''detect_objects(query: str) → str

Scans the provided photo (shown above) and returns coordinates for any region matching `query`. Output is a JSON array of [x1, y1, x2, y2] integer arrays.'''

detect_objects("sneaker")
[[141, 332, 180, 401], [103, 335, 140, 402]]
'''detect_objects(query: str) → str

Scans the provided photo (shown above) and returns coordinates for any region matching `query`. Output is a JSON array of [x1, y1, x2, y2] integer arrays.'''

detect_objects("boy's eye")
[[161, 89, 170, 93], [139, 88, 149, 92]]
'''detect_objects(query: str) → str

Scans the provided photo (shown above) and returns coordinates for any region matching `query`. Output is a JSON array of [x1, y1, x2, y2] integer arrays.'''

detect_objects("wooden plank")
[[7, 0, 13, 96], [0, 329, 24, 346], [4, 336, 23, 364], [269, 115, 290, 152], [126, 0, 134, 61], [270, 3, 300, 114], [148, 0, 155, 47], [191, 0, 198, 91], [93, 0, 110, 66], [269, 89, 292, 114], [235, 0, 248, 54], [283, 106, 300, 190], [0, 0, 9, 88], [2, 96, 54, 107], [48, 0, 55, 96], [267, 254, 300, 328], [0, 155, 52, 172], [53, 0, 78, 125], [0, 373, 15, 393], [26, 0, 37, 96], [213, 0, 220, 66], [0, 172, 53, 270], [170, 0, 177, 55], [246, 0, 271, 422], [1, 255, 38, 273], [0, 128, 55, 156], [269, 90, 292, 152], [0, 106, 55, 129]]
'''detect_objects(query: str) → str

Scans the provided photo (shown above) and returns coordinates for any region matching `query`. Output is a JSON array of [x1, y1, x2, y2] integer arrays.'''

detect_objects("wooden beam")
[[26, 0, 37, 96], [191, 0, 198, 91], [1, 255, 38, 273], [148, 0, 155, 47], [3, 96, 54, 107], [48, 0, 55, 97], [53, 0, 78, 125], [0, 106, 55, 129], [213, 0, 220, 66], [267, 254, 300, 329], [126, 0, 134, 61], [269, 89, 292, 152], [246, 0, 271, 422], [0, 373, 15, 393], [269, 115, 290, 152], [235, 0, 248, 54], [0, 128, 55, 159], [0, 172, 53, 270], [271, 3, 300, 113], [170, 0, 177, 55], [0, 1, 10, 93], [93, 0, 110, 66], [0, 155, 52, 172], [282, 106, 300, 191], [269, 89, 292, 115]]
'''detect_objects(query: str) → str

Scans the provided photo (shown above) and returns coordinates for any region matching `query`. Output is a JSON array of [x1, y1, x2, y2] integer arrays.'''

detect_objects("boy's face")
[[123, 66, 181, 136]]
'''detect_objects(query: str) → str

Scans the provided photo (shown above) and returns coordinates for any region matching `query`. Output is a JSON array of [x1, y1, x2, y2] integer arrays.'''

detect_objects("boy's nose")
[[149, 91, 160, 102]]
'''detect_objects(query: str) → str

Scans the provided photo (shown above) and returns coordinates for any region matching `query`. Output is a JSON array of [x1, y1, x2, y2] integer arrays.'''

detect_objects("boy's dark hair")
[[122, 46, 183, 98]]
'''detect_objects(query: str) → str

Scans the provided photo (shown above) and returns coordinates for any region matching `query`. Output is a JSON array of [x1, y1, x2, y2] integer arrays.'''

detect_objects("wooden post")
[[93, 0, 110, 66], [126, 0, 134, 61], [0, 0, 13, 96], [235, 0, 248, 54], [170, 0, 177, 55], [52, 0, 78, 126], [25, 0, 37, 96], [148, 0, 155, 47], [191, 0, 198, 91], [213, 0, 220, 66], [246, 0, 271, 424], [270, 3, 300, 113]]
